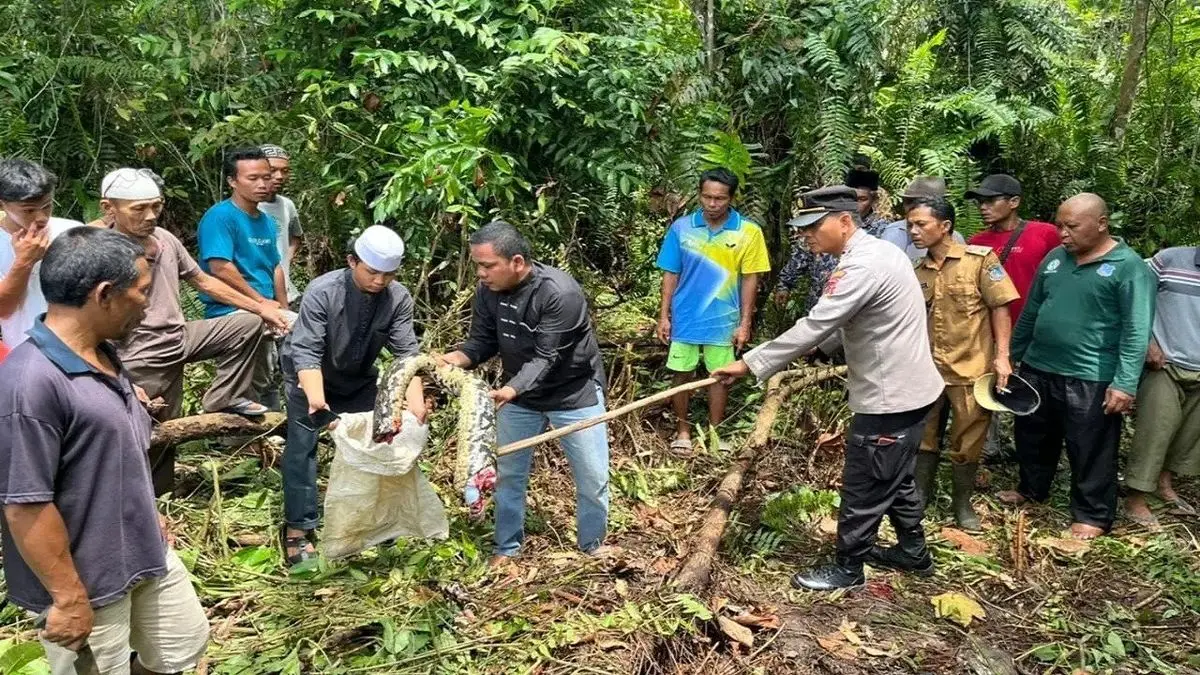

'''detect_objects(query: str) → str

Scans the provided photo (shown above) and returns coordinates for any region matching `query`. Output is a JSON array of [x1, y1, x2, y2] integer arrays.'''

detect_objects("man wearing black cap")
[[878, 176, 964, 261], [775, 169, 888, 315], [713, 186, 944, 591], [965, 174, 1060, 463]]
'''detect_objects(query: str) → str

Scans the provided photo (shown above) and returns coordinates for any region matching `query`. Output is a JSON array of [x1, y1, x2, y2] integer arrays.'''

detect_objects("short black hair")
[[698, 167, 738, 196], [0, 158, 57, 202], [908, 196, 956, 232], [223, 147, 269, 181], [470, 221, 532, 260], [41, 228, 145, 307]]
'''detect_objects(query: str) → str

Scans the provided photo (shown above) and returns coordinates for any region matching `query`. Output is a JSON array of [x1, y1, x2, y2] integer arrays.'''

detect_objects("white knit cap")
[[101, 168, 162, 201], [353, 225, 405, 273]]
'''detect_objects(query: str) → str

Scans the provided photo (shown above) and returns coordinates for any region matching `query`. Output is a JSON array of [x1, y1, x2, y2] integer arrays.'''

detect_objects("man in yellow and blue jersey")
[[656, 168, 770, 454]]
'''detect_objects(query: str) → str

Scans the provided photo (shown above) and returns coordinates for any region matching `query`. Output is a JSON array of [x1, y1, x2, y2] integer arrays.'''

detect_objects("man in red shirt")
[[966, 174, 1060, 464], [966, 174, 1060, 323]]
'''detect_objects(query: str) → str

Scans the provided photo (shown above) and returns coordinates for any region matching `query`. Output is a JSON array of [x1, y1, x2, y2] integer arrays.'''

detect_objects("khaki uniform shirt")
[[915, 243, 1020, 385], [745, 229, 944, 414]]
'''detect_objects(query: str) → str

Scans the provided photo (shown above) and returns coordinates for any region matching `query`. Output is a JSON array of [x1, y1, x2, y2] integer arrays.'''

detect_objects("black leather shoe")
[[790, 562, 865, 591], [866, 544, 935, 576]]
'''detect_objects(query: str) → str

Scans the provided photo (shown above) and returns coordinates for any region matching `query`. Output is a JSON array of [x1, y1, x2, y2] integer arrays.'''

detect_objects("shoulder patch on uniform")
[[988, 266, 1006, 282], [823, 269, 846, 296], [965, 245, 992, 256]]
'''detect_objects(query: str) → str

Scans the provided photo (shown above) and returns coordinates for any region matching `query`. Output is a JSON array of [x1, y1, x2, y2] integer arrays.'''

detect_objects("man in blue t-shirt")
[[198, 147, 289, 405], [197, 147, 287, 317]]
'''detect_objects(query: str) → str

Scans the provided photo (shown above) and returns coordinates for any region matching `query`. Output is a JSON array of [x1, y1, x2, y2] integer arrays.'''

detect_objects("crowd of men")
[[0, 151, 1196, 670]]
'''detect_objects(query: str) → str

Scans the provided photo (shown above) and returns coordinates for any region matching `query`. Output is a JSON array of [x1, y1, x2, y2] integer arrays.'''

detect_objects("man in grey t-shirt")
[[0, 228, 208, 673], [259, 144, 303, 304]]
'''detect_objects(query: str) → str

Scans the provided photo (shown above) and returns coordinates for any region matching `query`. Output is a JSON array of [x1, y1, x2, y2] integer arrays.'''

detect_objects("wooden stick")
[[495, 377, 720, 456]]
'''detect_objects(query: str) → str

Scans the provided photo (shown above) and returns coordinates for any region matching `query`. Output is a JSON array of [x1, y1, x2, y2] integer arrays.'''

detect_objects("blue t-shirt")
[[655, 209, 771, 345], [197, 199, 281, 318]]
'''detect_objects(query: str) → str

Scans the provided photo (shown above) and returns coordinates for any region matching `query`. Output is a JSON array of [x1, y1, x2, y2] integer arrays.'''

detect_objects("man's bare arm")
[[207, 259, 268, 304], [4, 503, 93, 649]]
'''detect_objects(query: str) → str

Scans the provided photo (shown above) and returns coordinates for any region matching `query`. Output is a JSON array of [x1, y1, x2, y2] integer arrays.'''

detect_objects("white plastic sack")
[[321, 411, 449, 559]]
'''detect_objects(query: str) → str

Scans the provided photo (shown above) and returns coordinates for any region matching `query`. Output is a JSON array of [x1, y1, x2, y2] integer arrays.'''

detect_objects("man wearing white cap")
[[258, 144, 304, 305], [0, 158, 83, 349], [95, 168, 290, 494], [278, 225, 425, 564]]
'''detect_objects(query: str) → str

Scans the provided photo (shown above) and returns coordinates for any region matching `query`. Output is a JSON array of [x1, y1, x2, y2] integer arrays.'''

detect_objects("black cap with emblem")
[[788, 185, 860, 229]]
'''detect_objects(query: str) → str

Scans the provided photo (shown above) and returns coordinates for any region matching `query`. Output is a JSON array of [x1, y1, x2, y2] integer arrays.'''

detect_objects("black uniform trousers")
[[836, 404, 934, 562], [1013, 366, 1122, 530]]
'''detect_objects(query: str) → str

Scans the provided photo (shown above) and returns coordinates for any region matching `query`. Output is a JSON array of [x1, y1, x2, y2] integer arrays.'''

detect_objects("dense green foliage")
[[2, 0, 1198, 311]]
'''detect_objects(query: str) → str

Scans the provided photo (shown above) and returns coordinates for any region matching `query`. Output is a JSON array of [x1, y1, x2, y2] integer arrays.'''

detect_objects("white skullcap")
[[353, 225, 405, 273], [101, 168, 162, 201]]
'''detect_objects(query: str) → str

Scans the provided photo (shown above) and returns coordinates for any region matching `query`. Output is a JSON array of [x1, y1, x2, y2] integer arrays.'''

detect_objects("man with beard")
[[0, 227, 209, 674], [713, 186, 944, 590], [94, 168, 289, 494], [1001, 193, 1155, 539], [279, 225, 425, 565]]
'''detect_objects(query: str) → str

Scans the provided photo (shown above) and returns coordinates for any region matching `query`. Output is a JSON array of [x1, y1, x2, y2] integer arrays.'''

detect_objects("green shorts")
[[667, 342, 735, 373]]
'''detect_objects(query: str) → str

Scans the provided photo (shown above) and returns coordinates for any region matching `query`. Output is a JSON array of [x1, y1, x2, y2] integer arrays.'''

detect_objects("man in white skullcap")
[[94, 167, 290, 495], [277, 225, 425, 564]]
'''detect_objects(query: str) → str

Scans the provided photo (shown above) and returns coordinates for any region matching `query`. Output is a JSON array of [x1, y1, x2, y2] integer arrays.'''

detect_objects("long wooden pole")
[[495, 377, 720, 457]]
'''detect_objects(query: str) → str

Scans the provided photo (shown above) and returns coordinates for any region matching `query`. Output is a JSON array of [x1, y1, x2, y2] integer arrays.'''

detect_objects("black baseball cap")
[[788, 186, 860, 229], [965, 174, 1022, 199]]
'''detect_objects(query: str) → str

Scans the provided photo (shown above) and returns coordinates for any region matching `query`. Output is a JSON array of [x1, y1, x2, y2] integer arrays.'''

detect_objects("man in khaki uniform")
[[714, 186, 944, 591], [908, 197, 1019, 531]]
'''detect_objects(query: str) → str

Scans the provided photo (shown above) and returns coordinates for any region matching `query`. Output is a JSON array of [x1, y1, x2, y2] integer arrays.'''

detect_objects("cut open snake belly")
[[373, 355, 497, 502]]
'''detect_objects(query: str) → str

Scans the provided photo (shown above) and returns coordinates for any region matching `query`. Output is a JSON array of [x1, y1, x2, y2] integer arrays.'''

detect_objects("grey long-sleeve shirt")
[[744, 229, 944, 415], [459, 262, 606, 411], [280, 268, 419, 398]]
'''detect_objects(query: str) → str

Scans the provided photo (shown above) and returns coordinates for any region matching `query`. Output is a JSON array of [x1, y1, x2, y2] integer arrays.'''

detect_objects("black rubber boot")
[[790, 557, 866, 591], [951, 462, 982, 532], [915, 452, 939, 510], [866, 525, 934, 576]]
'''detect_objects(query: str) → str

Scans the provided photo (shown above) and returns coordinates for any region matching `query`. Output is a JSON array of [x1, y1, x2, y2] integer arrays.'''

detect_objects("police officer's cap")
[[787, 185, 860, 229], [973, 372, 1041, 416]]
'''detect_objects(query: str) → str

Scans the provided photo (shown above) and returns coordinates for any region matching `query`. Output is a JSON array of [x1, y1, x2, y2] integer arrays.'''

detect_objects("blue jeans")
[[494, 389, 610, 556], [282, 378, 376, 531]]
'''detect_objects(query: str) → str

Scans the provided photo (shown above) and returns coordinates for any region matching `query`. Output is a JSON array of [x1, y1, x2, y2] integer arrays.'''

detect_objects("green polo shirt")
[[1011, 239, 1155, 394]]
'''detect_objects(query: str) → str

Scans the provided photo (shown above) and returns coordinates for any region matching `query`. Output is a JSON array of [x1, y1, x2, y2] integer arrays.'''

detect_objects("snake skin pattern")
[[373, 355, 497, 494]]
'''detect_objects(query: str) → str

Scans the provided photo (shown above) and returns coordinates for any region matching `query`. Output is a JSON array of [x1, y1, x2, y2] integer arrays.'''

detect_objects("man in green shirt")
[[999, 193, 1155, 539]]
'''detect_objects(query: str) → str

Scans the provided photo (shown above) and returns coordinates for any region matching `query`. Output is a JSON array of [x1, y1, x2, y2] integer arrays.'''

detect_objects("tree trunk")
[[672, 366, 847, 591], [149, 412, 287, 451], [1109, 0, 1152, 142], [705, 0, 715, 71]]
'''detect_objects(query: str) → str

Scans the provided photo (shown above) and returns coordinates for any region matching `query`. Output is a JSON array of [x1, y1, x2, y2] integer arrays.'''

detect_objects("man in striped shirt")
[[1125, 246, 1200, 526]]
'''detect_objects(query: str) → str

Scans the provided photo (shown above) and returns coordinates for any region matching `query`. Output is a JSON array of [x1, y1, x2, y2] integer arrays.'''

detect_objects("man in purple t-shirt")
[[0, 228, 208, 674]]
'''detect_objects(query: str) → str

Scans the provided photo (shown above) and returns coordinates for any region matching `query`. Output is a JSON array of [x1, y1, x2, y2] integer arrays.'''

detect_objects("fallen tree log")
[[149, 412, 287, 452], [672, 365, 847, 591]]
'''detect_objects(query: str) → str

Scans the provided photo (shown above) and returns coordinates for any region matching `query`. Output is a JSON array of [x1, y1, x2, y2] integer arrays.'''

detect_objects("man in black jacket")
[[438, 221, 611, 567]]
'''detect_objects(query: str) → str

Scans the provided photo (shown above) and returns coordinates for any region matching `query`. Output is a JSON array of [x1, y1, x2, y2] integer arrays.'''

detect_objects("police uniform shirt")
[[915, 243, 1020, 384], [744, 229, 944, 414]]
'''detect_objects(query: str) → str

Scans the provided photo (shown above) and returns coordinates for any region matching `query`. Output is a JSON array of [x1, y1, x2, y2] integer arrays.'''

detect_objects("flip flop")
[[668, 437, 694, 457], [223, 400, 269, 417], [281, 527, 317, 566], [1165, 495, 1197, 517]]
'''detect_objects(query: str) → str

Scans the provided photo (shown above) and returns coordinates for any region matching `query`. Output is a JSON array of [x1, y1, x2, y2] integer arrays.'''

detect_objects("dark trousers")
[[836, 405, 933, 562], [1013, 367, 1122, 530], [281, 377, 376, 531]]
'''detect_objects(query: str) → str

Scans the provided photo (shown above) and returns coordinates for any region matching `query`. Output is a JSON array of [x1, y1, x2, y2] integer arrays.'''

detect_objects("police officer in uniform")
[[713, 186, 945, 591], [907, 196, 1019, 531]]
